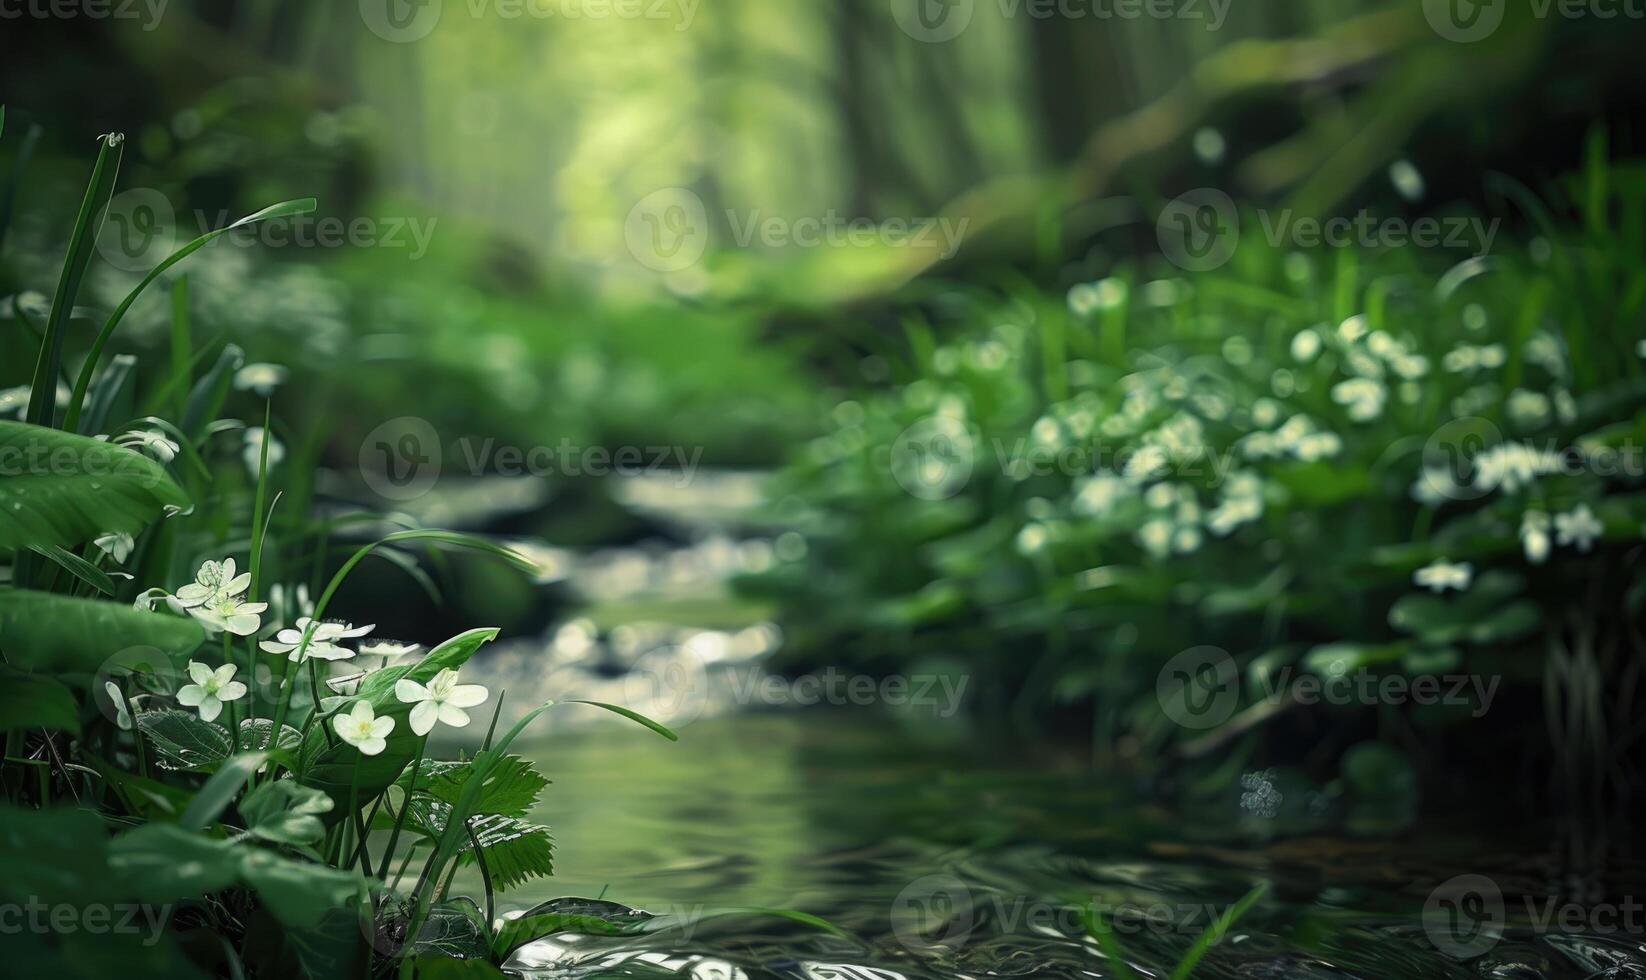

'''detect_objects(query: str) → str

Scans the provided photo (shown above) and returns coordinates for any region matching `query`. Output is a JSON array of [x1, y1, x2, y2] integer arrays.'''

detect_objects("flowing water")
[[430, 473, 1644, 979]]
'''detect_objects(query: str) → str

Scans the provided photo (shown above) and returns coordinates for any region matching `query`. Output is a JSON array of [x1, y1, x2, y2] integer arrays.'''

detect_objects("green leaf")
[[179, 344, 244, 439], [62, 198, 318, 432], [27, 132, 122, 427], [136, 709, 232, 772], [110, 823, 241, 904], [0, 590, 204, 676], [181, 752, 267, 830], [0, 804, 111, 905], [240, 781, 334, 845], [236, 849, 369, 929], [394, 754, 548, 818], [375, 794, 555, 892], [1169, 882, 1269, 980], [0, 421, 191, 550], [30, 544, 115, 595], [562, 699, 680, 742], [491, 911, 642, 960], [0, 666, 81, 733]]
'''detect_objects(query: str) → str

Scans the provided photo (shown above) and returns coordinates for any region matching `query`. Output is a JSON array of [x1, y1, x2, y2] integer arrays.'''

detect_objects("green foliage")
[[0, 590, 204, 675], [136, 709, 232, 772], [0, 421, 190, 551], [239, 780, 334, 845]]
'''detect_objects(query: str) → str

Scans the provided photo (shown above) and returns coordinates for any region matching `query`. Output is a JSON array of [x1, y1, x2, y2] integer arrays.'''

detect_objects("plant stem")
[[224, 632, 239, 753], [378, 735, 427, 880]]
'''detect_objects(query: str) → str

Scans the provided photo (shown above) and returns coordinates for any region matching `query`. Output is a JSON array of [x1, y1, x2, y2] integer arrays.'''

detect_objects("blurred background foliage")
[[3, 0, 1646, 821]]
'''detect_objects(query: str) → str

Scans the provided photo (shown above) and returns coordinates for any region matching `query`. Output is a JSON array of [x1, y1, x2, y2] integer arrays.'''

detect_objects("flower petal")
[[369, 716, 395, 738], [395, 679, 431, 704], [359, 737, 386, 756], [217, 681, 247, 702], [176, 684, 206, 707], [409, 700, 438, 736], [446, 684, 488, 709], [197, 696, 223, 722], [214, 663, 238, 685], [437, 704, 471, 729], [187, 661, 214, 686]]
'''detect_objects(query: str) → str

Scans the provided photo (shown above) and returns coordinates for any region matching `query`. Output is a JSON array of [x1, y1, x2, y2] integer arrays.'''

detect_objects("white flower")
[[233, 363, 288, 396], [1473, 443, 1562, 494], [1072, 474, 1127, 518], [175, 661, 247, 723], [114, 429, 180, 463], [1413, 466, 1459, 507], [93, 532, 134, 564], [1331, 379, 1386, 422], [394, 668, 489, 737], [1414, 559, 1473, 593], [175, 558, 251, 609], [1290, 329, 1322, 363], [260, 617, 375, 662], [1337, 315, 1368, 344], [242, 426, 286, 476], [1554, 504, 1603, 553], [1521, 510, 1551, 565], [104, 681, 132, 731], [1137, 518, 1173, 558], [188, 593, 267, 636], [333, 701, 394, 755]]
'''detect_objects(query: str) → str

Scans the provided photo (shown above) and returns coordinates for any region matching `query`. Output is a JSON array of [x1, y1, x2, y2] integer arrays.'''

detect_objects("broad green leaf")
[[136, 708, 231, 772], [0, 590, 203, 675], [0, 666, 81, 732], [0, 805, 110, 905], [240, 780, 334, 845], [491, 911, 643, 960], [110, 823, 241, 903], [0, 421, 190, 550], [181, 751, 267, 830], [236, 849, 369, 929]]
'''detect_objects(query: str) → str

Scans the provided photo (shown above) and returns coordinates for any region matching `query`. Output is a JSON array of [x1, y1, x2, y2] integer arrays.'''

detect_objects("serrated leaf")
[[395, 754, 548, 818], [136, 708, 232, 772]]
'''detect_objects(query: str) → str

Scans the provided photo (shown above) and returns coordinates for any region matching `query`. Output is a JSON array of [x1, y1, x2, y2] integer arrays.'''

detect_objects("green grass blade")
[[1169, 882, 1269, 980], [0, 117, 42, 257], [249, 401, 273, 600], [1081, 905, 1140, 980], [62, 198, 317, 432], [29, 545, 116, 596], [170, 275, 191, 419], [27, 133, 124, 427], [561, 699, 680, 741]]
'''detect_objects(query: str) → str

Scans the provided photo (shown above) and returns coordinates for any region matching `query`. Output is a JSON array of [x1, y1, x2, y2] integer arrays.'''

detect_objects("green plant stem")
[[378, 735, 427, 880], [339, 763, 361, 871]]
